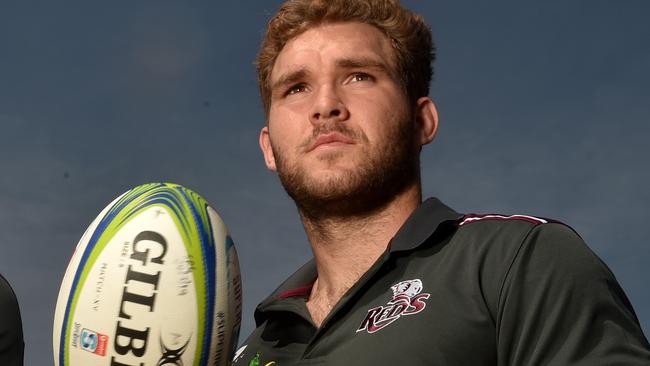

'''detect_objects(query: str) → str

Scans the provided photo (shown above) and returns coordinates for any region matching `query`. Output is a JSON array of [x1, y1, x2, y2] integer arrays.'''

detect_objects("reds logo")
[[356, 279, 430, 334]]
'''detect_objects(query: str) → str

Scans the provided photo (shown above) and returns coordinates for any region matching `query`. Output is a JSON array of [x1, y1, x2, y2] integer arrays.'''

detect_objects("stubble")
[[272, 112, 420, 220]]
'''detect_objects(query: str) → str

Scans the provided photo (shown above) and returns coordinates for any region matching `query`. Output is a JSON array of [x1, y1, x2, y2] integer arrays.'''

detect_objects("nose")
[[309, 85, 350, 125]]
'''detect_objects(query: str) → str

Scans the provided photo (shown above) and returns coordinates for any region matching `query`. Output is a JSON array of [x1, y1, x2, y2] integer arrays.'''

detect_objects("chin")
[[281, 167, 410, 219], [300, 173, 357, 198], [311, 149, 355, 165]]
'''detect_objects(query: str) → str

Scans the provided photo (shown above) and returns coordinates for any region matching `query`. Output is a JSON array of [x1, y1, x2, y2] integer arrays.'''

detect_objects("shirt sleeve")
[[496, 223, 650, 365], [0, 274, 24, 366]]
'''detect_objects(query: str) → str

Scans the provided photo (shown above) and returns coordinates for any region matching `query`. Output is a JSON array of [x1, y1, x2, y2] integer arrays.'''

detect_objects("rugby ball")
[[53, 183, 242, 366]]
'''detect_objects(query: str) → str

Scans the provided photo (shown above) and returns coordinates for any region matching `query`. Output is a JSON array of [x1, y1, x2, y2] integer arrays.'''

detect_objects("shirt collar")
[[388, 197, 463, 252], [254, 197, 462, 320]]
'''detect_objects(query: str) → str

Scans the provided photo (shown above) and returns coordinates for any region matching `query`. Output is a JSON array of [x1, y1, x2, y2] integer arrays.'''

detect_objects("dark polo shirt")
[[0, 273, 24, 366], [234, 198, 650, 365]]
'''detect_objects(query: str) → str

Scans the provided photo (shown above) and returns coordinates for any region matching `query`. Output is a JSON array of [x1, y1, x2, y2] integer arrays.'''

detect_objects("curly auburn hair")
[[255, 0, 435, 116]]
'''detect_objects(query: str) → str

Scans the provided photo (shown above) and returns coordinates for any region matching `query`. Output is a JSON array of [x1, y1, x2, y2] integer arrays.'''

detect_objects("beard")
[[271, 114, 421, 220]]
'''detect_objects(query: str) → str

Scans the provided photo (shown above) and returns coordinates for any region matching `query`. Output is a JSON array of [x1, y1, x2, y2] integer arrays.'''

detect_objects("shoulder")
[[457, 212, 593, 261], [455, 213, 621, 314], [440, 212, 590, 316], [0, 274, 24, 364], [457, 212, 559, 237], [0, 274, 20, 318], [450, 212, 573, 255], [453, 212, 587, 252], [452, 212, 596, 280]]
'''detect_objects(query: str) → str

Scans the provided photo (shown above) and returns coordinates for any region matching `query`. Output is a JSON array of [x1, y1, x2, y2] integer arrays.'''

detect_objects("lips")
[[308, 132, 354, 152]]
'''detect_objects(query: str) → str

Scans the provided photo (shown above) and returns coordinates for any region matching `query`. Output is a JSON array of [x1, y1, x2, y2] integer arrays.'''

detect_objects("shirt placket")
[[300, 248, 393, 361]]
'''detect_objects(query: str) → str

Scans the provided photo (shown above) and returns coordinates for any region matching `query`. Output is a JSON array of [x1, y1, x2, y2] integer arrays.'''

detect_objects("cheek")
[[268, 117, 308, 157], [349, 87, 407, 121], [269, 103, 309, 132], [271, 95, 313, 120], [357, 107, 405, 143]]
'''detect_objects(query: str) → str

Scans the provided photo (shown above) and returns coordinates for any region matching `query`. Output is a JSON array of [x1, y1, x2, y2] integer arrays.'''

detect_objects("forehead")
[[270, 22, 395, 82]]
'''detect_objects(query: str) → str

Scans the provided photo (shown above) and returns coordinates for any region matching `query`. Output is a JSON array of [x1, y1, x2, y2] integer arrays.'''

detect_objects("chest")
[[236, 271, 498, 366]]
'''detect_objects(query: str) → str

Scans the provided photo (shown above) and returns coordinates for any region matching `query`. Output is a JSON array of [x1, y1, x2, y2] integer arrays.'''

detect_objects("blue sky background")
[[0, 1, 648, 365]]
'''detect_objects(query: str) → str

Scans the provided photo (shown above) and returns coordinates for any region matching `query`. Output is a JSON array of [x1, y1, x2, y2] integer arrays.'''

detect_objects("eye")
[[286, 83, 306, 96], [351, 73, 373, 83]]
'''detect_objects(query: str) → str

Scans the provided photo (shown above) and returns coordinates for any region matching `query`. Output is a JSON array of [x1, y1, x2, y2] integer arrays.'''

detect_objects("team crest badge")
[[357, 279, 430, 334]]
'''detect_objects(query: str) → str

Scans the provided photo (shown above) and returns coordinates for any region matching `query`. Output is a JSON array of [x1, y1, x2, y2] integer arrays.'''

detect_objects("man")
[[0, 273, 24, 366], [234, 0, 650, 364]]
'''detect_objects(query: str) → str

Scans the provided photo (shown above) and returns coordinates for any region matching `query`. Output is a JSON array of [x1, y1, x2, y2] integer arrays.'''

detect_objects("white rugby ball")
[[53, 183, 242, 366]]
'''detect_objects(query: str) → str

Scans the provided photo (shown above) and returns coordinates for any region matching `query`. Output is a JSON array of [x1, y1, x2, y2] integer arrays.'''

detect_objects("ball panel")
[[54, 183, 240, 366], [58, 184, 180, 366], [53, 192, 126, 364], [225, 238, 242, 366], [208, 206, 242, 366], [67, 206, 199, 365]]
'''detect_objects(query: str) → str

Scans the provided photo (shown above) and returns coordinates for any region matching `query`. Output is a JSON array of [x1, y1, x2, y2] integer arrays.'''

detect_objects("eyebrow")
[[271, 57, 394, 94], [271, 68, 309, 94], [335, 57, 391, 73]]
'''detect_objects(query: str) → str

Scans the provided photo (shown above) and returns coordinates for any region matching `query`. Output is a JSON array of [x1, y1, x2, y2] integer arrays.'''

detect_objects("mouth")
[[308, 132, 355, 152]]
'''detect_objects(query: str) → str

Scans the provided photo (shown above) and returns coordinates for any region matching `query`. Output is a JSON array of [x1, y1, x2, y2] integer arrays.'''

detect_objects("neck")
[[300, 183, 422, 325]]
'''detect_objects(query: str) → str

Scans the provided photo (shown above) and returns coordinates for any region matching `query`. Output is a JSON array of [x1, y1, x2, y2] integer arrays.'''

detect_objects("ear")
[[259, 126, 277, 171], [414, 97, 439, 146]]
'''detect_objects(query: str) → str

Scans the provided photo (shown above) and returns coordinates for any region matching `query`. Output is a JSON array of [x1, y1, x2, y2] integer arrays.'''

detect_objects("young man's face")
[[259, 22, 437, 213]]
